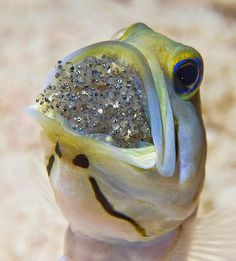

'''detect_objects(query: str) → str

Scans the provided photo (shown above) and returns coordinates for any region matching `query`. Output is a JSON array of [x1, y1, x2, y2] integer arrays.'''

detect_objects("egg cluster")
[[36, 55, 152, 147]]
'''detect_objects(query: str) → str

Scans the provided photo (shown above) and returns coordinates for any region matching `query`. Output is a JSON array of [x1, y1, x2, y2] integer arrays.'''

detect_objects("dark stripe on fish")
[[89, 176, 147, 237], [47, 155, 55, 176], [55, 142, 62, 157]]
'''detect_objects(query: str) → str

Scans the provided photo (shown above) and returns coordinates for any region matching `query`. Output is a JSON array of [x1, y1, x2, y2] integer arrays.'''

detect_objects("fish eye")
[[173, 58, 203, 96]]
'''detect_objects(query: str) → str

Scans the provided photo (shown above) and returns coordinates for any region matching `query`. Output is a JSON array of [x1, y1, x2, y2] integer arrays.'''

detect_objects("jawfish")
[[28, 23, 235, 261]]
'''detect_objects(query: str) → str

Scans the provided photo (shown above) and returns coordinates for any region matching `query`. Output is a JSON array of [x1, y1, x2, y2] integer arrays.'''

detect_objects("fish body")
[[28, 23, 236, 260]]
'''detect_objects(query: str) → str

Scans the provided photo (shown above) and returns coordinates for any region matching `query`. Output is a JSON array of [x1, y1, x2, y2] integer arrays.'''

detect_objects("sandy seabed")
[[0, 0, 236, 260]]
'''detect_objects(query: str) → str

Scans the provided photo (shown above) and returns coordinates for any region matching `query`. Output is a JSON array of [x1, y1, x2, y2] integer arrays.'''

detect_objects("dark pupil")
[[175, 62, 198, 87]]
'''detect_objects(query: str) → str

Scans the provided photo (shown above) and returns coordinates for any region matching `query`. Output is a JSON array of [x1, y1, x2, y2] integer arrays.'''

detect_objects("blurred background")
[[0, 0, 235, 260]]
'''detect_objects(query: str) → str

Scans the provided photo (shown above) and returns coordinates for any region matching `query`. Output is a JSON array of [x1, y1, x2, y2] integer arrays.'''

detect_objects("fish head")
[[28, 23, 206, 242]]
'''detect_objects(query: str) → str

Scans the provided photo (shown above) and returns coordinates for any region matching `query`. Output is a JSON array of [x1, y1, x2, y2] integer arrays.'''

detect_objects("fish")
[[27, 23, 236, 261]]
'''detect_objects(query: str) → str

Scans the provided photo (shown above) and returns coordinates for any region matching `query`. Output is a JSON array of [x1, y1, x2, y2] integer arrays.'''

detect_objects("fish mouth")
[[29, 40, 177, 177], [34, 53, 152, 149]]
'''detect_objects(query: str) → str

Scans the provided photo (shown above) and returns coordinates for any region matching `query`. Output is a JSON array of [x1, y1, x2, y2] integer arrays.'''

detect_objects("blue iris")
[[173, 58, 203, 95]]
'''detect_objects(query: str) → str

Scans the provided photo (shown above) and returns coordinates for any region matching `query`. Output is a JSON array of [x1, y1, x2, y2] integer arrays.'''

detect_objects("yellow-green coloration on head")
[[28, 23, 206, 259]]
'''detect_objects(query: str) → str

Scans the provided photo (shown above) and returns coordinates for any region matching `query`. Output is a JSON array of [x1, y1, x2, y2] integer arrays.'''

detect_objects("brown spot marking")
[[55, 142, 62, 157], [47, 155, 55, 176], [72, 154, 89, 168]]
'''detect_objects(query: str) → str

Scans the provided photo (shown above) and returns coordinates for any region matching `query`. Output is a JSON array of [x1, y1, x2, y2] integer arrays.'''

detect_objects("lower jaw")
[[63, 225, 180, 261]]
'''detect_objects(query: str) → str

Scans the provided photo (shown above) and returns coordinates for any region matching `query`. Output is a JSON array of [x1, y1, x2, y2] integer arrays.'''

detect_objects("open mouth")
[[30, 40, 179, 178], [36, 55, 153, 148]]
